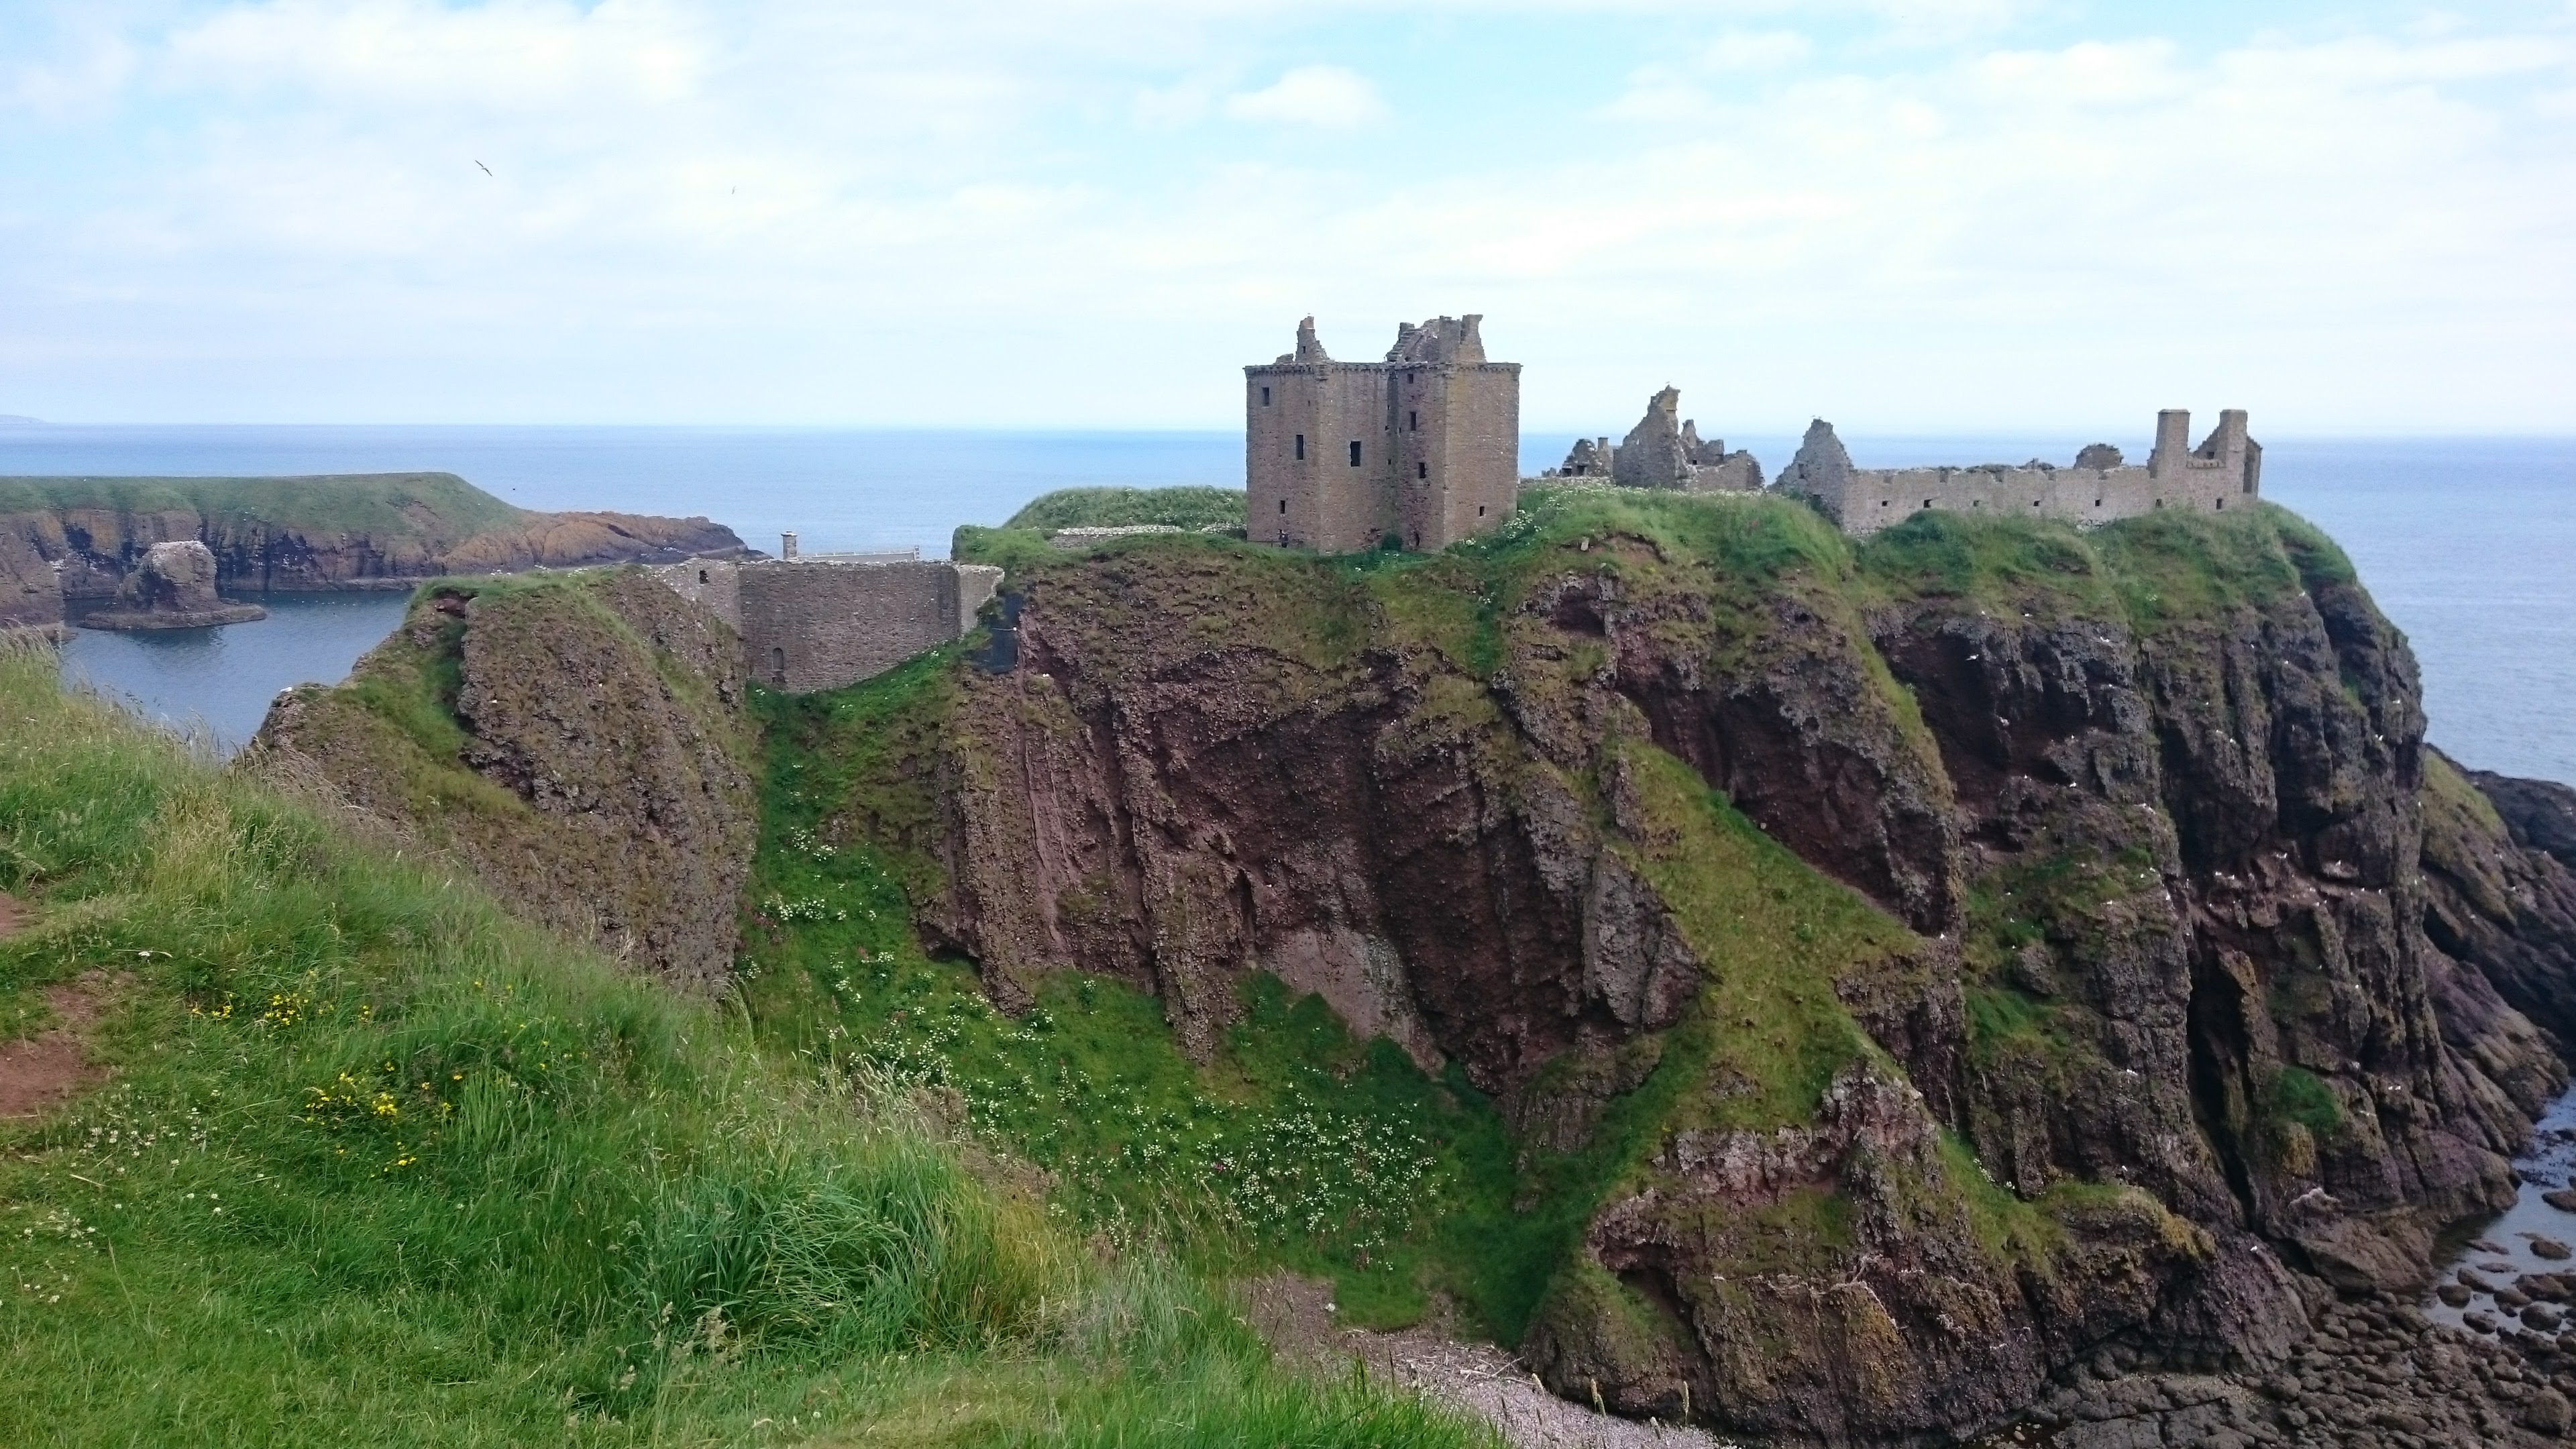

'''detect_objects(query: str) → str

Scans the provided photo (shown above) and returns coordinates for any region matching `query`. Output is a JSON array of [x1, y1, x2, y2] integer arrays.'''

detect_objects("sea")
[[3, 425, 2571, 785]]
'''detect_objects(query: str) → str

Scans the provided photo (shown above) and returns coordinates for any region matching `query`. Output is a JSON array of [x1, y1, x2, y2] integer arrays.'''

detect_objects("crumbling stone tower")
[[1245, 315, 1521, 552]]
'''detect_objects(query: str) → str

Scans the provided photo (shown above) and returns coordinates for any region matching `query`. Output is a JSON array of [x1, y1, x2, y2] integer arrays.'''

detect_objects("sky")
[[1, 0, 2571, 433]]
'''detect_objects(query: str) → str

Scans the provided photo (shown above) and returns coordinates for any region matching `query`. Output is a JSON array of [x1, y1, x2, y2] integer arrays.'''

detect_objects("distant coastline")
[[0, 415, 44, 426]]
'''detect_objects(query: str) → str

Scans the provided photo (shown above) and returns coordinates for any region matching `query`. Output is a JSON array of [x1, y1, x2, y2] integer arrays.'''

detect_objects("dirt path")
[[1240, 1275, 1738, 1449], [0, 896, 111, 1120]]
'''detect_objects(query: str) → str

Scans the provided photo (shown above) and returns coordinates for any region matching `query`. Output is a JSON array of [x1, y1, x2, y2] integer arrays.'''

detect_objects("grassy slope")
[[0, 473, 528, 539], [953, 486, 1247, 574], [0, 643, 1495, 1449]]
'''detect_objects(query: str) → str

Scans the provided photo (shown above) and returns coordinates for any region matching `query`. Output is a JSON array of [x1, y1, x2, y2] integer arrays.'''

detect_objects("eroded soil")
[[0, 896, 111, 1119]]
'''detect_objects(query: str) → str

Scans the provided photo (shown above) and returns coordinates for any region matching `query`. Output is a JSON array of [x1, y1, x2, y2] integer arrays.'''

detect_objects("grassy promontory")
[[0, 643, 1494, 1448]]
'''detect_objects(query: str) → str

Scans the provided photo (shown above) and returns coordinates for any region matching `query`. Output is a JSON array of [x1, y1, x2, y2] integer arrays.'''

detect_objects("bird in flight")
[[474, 160, 493, 177]]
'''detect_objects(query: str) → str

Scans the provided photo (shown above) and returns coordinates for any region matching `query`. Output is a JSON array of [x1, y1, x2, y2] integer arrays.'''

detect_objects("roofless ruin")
[[1246, 315, 2260, 547]]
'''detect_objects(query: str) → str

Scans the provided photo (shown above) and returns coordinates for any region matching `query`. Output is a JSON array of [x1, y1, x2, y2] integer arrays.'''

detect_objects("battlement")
[[1246, 315, 1521, 552], [651, 551, 1001, 693]]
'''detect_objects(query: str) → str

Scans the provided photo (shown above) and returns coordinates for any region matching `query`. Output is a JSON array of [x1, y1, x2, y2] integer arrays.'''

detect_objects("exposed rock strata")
[[877, 502, 2576, 1445], [246, 570, 756, 990]]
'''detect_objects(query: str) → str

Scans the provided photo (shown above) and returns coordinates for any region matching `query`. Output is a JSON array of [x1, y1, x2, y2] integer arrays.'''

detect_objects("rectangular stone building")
[[1245, 315, 1521, 553]]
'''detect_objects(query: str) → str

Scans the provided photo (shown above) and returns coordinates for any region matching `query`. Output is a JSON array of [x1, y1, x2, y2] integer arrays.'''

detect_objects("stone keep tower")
[[1245, 315, 1521, 552]]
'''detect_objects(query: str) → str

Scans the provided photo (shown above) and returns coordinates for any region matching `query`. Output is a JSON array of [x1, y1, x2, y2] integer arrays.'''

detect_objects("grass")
[[0, 643, 1498, 1449], [1000, 487, 1244, 533], [0, 472, 527, 540], [746, 672, 1569, 1336]]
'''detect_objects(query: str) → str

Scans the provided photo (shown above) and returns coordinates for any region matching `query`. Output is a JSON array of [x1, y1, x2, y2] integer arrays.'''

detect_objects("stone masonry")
[[1245, 316, 1521, 553], [1550, 387, 1764, 492], [1773, 408, 2262, 537], [653, 552, 1002, 694]]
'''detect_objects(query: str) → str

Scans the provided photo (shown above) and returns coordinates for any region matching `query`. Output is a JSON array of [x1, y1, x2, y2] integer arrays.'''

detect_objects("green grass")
[[0, 472, 527, 539], [746, 673, 1568, 1336], [1000, 487, 1245, 533], [0, 643, 1497, 1449]]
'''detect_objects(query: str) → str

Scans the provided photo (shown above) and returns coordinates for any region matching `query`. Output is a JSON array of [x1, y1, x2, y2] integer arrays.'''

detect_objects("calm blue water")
[[6, 425, 2571, 782]]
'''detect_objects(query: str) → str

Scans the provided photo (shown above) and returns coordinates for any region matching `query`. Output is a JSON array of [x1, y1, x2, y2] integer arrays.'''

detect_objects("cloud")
[[1, 1, 2571, 430], [1702, 29, 1811, 70], [1224, 66, 1387, 127]]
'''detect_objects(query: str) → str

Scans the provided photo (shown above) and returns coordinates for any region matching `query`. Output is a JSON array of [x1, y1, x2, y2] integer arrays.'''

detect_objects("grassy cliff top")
[[0, 471, 530, 538], [1001, 485, 1245, 533]]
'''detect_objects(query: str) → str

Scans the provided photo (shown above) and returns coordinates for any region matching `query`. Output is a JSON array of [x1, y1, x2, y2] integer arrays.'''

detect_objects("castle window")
[[1295, 433, 1305, 460], [1279, 498, 1287, 514], [1348, 441, 1362, 467], [698, 569, 709, 584], [2214, 498, 2224, 511], [1260, 386, 1271, 406], [1923, 498, 1933, 508], [1409, 410, 1418, 431], [1478, 504, 1487, 517], [1417, 461, 1428, 479], [769, 647, 786, 684]]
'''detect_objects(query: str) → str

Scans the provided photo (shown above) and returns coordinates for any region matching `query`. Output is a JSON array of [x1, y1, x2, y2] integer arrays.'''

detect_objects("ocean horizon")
[[9, 423, 2572, 788]]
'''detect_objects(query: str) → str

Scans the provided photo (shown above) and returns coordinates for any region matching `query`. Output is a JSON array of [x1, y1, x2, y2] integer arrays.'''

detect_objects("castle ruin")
[[1549, 387, 1763, 493], [1772, 409, 2261, 537], [1245, 316, 1521, 552], [653, 545, 1001, 694]]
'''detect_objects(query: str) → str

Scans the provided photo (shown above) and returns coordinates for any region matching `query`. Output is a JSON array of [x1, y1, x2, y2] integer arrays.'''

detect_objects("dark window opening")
[[2214, 498, 2224, 510], [1279, 498, 1287, 514], [1348, 440, 1362, 467], [698, 568, 709, 583], [2031, 500, 2041, 506], [769, 647, 786, 684], [2155, 498, 2165, 508], [1260, 386, 1271, 406], [1477, 504, 1487, 516], [1922, 498, 1933, 508], [1408, 410, 1418, 431], [2095, 499, 2103, 507], [1295, 433, 1305, 460], [1416, 461, 1428, 479]]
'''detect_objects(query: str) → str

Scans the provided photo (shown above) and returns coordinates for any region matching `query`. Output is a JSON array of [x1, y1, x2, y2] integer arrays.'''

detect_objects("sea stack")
[[80, 540, 266, 630]]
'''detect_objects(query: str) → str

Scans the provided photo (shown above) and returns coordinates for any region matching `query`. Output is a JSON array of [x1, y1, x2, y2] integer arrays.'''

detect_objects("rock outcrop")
[[0, 529, 62, 636], [877, 496, 2576, 1445], [78, 540, 266, 629], [245, 570, 757, 991]]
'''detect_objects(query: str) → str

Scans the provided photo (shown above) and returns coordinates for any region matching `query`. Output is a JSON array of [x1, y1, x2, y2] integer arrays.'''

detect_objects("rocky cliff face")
[[245, 570, 757, 990], [860, 496, 2576, 1445], [0, 472, 743, 599]]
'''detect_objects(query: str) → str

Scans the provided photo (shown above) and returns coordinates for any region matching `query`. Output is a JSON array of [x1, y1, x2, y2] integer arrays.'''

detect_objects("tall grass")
[[0, 643, 1495, 1448]]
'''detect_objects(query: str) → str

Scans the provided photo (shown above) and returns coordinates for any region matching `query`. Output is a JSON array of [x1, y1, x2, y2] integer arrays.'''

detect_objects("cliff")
[[834, 493, 2576, 1444], [242, 569, 758, 990], [0, 472, 744, 629]]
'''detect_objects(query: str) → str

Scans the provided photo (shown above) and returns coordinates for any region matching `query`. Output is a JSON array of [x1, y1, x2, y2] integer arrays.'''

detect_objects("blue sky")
[[1, 0, 2571, 432]]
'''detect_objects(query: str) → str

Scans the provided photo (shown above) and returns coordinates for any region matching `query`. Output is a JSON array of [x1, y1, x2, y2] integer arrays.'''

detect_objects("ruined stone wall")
[[652, 557, 743, 633], [651, 557, 996, 694], [737, 561, 958, 692], [1781, 411, 2261, 537]]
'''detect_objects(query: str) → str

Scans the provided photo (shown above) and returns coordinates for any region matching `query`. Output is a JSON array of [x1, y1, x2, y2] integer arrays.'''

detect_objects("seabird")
[[474, 160, 493, 177]]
